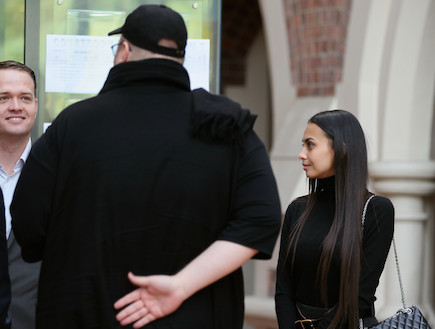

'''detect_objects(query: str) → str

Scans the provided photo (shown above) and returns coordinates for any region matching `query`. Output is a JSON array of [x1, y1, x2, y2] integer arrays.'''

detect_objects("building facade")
[[223, 1, 435, 328]]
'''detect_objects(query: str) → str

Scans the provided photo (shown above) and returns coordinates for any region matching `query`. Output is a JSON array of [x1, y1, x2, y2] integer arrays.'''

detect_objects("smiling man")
[[0, 60, 40, 329]]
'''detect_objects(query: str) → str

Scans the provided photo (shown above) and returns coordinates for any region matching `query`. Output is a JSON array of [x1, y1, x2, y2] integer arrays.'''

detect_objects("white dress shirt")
[[0, 139, 31, 238]]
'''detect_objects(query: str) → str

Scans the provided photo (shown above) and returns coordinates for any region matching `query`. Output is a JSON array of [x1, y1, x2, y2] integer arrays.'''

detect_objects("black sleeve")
[[359, 195, 395, 317], [313, 196, 394, 329], [317, 196, 395, 329], [218, 132, 282, 259], [11, 124, 60, 263], [275, 201, 299, 329]]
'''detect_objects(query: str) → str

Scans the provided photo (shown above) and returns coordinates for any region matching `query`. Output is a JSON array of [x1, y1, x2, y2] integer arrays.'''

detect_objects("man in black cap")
[[108, 4, 186, 60], [11, 5, 281, 329]]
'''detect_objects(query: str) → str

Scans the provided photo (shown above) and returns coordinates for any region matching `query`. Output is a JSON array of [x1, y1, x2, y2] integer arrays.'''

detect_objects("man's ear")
[[115, 41, 131, 65]]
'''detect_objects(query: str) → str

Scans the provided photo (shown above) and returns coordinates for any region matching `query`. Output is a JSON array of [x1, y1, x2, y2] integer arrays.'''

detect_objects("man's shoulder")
[[192, 88, 241, 109], [191, 88, 257, 145], [49, 93, 108, 129]]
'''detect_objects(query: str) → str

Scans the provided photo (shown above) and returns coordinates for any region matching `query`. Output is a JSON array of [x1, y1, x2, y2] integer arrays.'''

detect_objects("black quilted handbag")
[[368, 306, 431, 329], [360, 196, 432, 329]]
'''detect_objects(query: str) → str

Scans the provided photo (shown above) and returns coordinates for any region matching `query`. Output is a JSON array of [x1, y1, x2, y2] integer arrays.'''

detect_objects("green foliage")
[[0, 0, 25, 62]]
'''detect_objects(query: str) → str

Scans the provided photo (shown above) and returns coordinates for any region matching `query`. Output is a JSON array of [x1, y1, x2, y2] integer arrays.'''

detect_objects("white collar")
[[19, 138, 32, 163]]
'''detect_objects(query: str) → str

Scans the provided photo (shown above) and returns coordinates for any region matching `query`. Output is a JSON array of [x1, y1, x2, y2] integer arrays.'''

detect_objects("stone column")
[[370, 161, 435, 326]]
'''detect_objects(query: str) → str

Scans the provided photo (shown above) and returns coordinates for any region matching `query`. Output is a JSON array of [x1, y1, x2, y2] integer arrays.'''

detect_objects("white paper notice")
[[46, 35, 118, 94], [43, 122, 52, 133], [184, 39, 210, 91], [45, 35, 210, 94]]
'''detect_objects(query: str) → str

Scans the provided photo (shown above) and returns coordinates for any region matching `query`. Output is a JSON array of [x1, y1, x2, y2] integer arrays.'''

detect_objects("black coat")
[[11, 59, 281, 329]]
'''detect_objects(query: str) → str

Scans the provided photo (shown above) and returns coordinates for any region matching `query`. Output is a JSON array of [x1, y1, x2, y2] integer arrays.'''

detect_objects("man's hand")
[[114, 241, 257, 328], [114, 272, 187, 328]]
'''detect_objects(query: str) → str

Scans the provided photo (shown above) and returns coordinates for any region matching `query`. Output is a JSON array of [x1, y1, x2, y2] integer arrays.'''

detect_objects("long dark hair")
[[288, 110, 369, 329]]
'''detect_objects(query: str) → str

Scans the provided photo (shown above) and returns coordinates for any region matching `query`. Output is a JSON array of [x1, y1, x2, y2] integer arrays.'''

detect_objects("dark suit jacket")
[[8, 230, 40, 329], [0, 191, 11, 328]]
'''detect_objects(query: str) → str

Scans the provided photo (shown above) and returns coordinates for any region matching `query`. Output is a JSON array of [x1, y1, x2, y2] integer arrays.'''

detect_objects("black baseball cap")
[[108, 4, 187, 58]]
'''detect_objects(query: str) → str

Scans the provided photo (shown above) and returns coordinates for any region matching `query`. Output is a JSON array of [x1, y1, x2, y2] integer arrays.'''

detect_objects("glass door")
[[25, 0, 221, 138], [0, 0, 25, 62]]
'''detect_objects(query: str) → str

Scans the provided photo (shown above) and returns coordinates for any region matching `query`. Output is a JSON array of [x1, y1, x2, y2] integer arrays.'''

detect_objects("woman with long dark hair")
[[275, 110, 394, 329]]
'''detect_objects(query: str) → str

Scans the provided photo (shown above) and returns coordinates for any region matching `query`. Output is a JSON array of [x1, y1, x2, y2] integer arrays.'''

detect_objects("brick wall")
[[284, 0, 352, 96], [221, 0, 352, 97]]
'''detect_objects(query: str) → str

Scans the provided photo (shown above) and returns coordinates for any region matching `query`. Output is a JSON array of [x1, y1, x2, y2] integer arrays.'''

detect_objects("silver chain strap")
[[391, 238, 406, 309], [361, 194, 376, 228]]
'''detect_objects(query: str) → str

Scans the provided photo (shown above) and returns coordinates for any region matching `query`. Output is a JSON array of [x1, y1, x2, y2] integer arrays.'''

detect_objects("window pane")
[[26, 0, 220, 138], [0, 0, 25, 62]]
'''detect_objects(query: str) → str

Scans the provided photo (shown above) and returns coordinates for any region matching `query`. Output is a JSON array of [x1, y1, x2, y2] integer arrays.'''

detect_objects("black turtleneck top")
[[275, 176, 394, 329]]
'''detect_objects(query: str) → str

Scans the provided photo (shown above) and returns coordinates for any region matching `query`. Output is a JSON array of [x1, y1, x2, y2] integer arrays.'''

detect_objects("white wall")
[[224, 32, 271, 150]]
